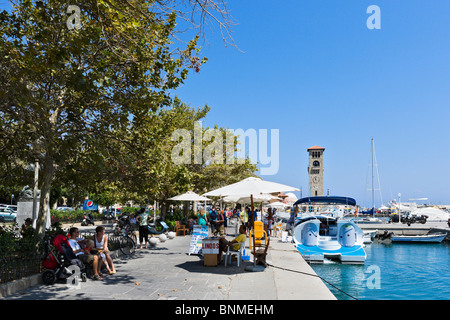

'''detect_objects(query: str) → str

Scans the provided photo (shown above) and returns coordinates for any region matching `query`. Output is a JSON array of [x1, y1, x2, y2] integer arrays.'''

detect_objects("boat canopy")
[[293, 196, 357, 206], [360, 208, 374, 215]]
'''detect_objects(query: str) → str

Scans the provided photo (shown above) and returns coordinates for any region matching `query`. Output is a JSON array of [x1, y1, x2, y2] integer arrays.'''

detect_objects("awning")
[[293, 196, 356, 206]]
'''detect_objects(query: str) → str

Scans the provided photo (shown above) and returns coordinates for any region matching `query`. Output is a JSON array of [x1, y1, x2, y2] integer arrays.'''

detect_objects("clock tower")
[[307, 146, 325, 196]]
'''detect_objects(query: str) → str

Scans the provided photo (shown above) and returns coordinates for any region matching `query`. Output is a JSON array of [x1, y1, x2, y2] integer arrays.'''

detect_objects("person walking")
[[287, 206, 298, 235], [209, 206, 218, 236], [136, 208, 151, 249], [198, 209, 207, 226], [239, 207, 249, 234], [215, 209, 225, 236], [267, 208, 274, 236]]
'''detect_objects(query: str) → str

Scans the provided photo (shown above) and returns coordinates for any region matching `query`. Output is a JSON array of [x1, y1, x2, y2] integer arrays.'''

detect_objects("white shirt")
[[68, 239, 82, 256]]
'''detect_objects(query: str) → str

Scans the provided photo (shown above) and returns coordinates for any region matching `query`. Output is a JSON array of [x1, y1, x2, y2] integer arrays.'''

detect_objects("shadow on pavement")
[[175, 257, 260, 275]]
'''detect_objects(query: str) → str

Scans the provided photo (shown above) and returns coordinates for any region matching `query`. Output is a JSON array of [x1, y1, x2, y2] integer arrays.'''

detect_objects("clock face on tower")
[[312, 176, 320, 183]]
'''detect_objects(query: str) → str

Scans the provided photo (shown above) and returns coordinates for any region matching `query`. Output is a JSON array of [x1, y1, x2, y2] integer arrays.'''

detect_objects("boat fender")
[[302, 222, 318, 247], [339, 224, 356, 247]]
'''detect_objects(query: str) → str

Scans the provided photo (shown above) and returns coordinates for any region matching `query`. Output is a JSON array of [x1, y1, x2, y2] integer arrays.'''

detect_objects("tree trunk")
[[183, 201, 189, 220], [160, 199, 168, 221], [35, 106, 60, 236], [36, 156, 55, 236], [160, 203, 167, 221]]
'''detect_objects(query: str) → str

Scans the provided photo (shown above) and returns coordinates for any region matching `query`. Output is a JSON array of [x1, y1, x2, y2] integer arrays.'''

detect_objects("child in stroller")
[[41, 234, 88, 285]]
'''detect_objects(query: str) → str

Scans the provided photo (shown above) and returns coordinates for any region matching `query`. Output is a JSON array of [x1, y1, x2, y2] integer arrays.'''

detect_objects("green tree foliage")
[[0, 0, 206, 234], [0, 0, 255, 230], [84, 97, 258, 219]]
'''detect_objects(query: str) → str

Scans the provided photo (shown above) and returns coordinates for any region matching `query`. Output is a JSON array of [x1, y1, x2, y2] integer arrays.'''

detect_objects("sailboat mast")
[[371, 138, 374, 212]]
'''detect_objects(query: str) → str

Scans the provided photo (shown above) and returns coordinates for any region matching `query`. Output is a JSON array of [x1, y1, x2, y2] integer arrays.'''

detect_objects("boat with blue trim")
[[390, 233, 446, 243], [292, 196, 367, 264]]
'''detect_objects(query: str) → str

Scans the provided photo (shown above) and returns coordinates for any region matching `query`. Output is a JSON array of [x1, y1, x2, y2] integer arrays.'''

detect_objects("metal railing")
[[0, 231, 122, 284], [0, 253, 43, 284], [302, 249, 312, 265]]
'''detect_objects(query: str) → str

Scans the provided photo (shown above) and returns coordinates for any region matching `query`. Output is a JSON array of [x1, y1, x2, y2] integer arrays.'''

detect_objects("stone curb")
[[0, 274, 42, 298]]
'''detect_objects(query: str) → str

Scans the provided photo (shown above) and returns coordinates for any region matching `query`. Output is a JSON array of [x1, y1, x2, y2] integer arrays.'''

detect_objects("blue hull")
[[296, 243, 366, 264]]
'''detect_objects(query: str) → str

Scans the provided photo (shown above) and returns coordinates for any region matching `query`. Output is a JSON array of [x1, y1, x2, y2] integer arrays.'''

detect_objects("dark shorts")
[[219, 238, 230, 252], [78, 253, 96, 264]]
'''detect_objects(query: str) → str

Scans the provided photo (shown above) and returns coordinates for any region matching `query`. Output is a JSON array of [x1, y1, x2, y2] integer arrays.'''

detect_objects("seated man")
[[20, 218, 34, 238], [217, 225, 247, 264], [68, 227, 104, 280]]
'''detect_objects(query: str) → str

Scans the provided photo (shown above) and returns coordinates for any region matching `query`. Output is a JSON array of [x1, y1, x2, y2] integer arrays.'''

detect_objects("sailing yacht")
[[360, 138, 383, 216]]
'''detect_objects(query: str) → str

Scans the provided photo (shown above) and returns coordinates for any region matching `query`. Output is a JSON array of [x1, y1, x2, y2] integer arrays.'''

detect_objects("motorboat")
[[363, 229, 378, 244], [293, 196, 367, 264], [391, 233, 447, 243], [293, 215, 367, 263]]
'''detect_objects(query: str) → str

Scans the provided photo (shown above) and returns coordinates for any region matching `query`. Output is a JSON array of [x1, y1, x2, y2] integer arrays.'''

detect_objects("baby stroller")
[[41, 234, 88, 285]]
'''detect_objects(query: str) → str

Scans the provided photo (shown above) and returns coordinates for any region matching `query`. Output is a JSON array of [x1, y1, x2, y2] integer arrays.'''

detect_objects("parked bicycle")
[[119, 225, 136, 255]]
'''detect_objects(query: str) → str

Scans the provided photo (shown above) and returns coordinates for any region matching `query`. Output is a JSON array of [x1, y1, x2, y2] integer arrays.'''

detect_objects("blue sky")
[[2, 1, 449, 207], [173, 0, 450, 206]]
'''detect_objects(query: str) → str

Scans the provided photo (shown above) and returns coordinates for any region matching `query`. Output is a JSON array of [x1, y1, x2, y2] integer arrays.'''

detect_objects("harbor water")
[[310, 241, 450, 300]]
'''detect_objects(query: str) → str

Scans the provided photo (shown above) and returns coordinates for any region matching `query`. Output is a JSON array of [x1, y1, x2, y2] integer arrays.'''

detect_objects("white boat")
[[293, 196, 367, 264], [354, 217, 383, 224], [363, 230, 378, 244], [391, 233, 447, 243]]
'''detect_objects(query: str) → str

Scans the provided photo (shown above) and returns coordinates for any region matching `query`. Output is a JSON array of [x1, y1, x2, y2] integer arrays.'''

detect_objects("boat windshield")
[[295, 215, 338, 236], [317, 216, 337, 236]]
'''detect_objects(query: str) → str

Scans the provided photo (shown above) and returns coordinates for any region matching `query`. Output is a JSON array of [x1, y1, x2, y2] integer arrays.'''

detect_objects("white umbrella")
[[267, 201, 289, 208], [285, 192, 298, 201], [203, 177, 299, 213], [168, 191, 211, 201], [168, 191, 211, 216], [222, 193, 281, 204], [203, 177, 299, 197]]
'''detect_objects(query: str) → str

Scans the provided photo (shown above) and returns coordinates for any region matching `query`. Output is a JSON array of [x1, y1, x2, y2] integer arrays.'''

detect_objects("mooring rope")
[[267, 262, 359, 300]]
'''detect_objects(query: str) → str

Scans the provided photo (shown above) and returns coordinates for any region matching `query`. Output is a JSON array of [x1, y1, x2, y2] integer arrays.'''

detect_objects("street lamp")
[[398, 193, 401, 223]]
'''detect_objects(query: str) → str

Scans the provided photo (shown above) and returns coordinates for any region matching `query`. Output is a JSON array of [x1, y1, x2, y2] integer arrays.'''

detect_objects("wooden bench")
[[175, 221, 188, 236]]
